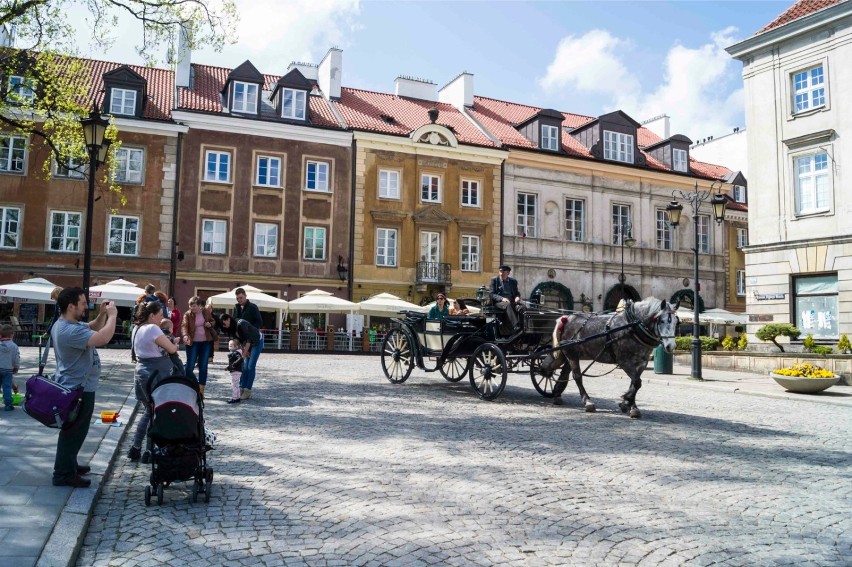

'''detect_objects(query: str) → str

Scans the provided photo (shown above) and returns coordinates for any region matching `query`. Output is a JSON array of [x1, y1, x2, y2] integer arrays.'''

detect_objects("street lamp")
[[618, 221, 636, 305], [666, 180, 727, 381], [79, 108, 111, 305]]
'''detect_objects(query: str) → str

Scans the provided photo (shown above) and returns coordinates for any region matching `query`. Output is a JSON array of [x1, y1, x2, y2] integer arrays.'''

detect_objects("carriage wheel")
[[144, 485, 151, 506], [530, 348, 557, 398], [156, 483, 164, 505], [439, 357, 468, 382], [469, 343, 507, 400], [381, 329, 415, 384]]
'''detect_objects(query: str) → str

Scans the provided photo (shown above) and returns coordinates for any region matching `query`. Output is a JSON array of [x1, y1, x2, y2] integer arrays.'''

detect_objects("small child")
[[226, 339, 243, 404], [0, 324, 20, 411], [159, 319, 186, 377]]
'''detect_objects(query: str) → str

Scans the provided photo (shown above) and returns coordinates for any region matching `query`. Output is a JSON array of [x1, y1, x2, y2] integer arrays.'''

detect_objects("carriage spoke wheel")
[[530, 347, 557, 398], [439, 357, 468, 382], [469, 343, 507, 400], [381, 329, 415, 384]]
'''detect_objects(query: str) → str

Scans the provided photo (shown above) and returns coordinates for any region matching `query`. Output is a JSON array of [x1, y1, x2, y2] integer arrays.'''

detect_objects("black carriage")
[[380, 287, 562, 400]]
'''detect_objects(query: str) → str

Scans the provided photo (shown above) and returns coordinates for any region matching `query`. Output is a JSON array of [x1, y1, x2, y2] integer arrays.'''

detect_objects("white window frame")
[[736, 228, 748, 249], [656, 209, 672, 250], [376, 228, 397, 267], [792, 65, 826, 114], [460, 234, 480, 272], [107, 215, 139, 256], [281, 88, 306, 120], [672, 148, 688, 172], [109, 88, 136, 116], [794, 151, 830, 215], [113, 147, 144, 184], [611, 204, 631, 245], [49, 211, 81, 252], [205, 150, 231, 183], [517, 192, 537, 238], [303, 226, 327, 260], [201, 219, 227, 255], [231, 81, 258, 114], [54, 156, 86, 179], [420, 231, 441, 264], [256, 156, 281, 187], [541, 124, 559, 151], [697, 215, 710, 254], [736, 270, 746, 296], [254, 222, 278, 257], [420, 174, 441, 203], [565, 198, 584, 242], [461, 179, 480, 207], [733, 185, 747, 203], [603, 130, 634, 163], [7, 75, 35, 104], [0, 136, 27, 173], [305, 160, 330, 192], [0, 206, 21, 249], [378, 169, 400, 199]]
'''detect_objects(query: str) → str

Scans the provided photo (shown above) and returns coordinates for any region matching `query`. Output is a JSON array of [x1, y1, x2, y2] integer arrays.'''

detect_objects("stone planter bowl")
[[769, 372, 840, 394]]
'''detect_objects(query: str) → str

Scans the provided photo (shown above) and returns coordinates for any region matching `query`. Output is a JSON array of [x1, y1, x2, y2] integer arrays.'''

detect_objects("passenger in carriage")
[[428, 293, 449, 320], [450, 299, 469, 316], [489, 265, 522, 331]]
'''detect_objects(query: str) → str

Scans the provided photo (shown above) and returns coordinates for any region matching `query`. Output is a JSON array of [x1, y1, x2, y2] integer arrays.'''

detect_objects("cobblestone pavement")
[[79, 351, 851, 566]]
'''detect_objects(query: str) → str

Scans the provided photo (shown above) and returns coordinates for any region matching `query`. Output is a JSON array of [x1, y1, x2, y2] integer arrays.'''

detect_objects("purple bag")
[[22, 374, 83, 429]]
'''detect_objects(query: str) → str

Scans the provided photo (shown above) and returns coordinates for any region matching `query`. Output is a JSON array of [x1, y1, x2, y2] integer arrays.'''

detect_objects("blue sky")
[[66, 0, 791, 141]]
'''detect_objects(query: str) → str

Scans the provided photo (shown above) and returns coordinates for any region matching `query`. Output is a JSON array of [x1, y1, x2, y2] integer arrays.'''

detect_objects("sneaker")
[[52, 475, 91, 488], [140, 450, 151, 464], [127, 446, 141, 462], [227, 398, 240, 404], [4, 405, 13, 411]]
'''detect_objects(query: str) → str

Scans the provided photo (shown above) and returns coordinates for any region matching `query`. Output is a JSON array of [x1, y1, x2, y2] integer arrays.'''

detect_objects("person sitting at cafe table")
[[428, 293, 449, 320]]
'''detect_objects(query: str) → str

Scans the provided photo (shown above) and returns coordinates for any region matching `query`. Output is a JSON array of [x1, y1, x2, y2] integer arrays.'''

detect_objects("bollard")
[[653, 344, 673, 374]]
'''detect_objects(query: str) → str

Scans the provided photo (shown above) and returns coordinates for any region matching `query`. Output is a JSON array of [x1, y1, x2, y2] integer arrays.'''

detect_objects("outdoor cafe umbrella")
[[356, 292, 422, 317], [286, 289, 359, 314], [87, 278, 147, 307], [206, 285, 289, 348], [0, 277, 61, 303]]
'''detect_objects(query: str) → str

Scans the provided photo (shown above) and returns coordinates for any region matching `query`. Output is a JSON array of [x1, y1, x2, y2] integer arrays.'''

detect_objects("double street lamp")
[[79, 108, 111, 305], [618, 221, 636, 305], [666, 181, 727, 381]]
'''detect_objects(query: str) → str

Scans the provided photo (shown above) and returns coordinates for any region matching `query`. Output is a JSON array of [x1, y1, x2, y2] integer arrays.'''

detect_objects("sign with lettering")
[[754, 293, 785, 301]]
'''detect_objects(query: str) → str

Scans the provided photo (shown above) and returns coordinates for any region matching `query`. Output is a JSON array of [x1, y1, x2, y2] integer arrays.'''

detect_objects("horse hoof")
[[553, 396, 563, 406], [585, 402, 596, 413], [619, 401, 630, 413], [629, 408, 642, 419]]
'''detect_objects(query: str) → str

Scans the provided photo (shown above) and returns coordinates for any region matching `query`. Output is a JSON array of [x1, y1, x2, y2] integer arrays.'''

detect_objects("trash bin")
[[653, 344, 673, 374]]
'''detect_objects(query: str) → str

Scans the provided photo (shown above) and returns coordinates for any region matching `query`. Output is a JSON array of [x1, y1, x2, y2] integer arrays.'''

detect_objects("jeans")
[[53, 392, 95, 482], [184, 340, 212, 385], [1, 370, 12, 407], [240, 336, 263, 390]]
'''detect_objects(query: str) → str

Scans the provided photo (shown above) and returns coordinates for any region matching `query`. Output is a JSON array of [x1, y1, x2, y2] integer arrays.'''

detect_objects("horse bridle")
[[624, 301, 676, 347]]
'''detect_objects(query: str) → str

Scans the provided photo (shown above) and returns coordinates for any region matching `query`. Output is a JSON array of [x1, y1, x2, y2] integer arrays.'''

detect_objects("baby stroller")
[[144, 374, 214, 505]]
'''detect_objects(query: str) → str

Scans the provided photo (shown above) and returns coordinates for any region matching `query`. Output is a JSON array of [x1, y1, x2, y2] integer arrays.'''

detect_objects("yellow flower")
[[774, 362, 835, 378]]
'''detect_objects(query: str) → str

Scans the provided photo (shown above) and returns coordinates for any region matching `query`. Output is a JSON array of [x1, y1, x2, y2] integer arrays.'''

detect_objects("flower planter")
[[769, 372, 840, 394]]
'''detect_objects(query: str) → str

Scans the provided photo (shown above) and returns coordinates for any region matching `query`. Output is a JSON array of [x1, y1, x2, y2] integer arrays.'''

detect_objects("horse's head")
[[652, 299, 679, 353]]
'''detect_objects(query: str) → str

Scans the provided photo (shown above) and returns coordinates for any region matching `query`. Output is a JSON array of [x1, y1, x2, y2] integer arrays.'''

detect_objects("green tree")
[[755, 323, 801, 353]]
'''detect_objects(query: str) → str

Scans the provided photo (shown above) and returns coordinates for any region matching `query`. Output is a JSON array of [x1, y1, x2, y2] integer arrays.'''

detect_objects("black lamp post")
[[666, 180, 727, 381], [618, 221, 636, 305], [79, 108, 111, 305]]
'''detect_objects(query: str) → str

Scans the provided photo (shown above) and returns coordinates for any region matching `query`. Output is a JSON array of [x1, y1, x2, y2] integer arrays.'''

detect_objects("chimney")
[[175, 25, 192, 88], [641, 114, 670, 140], [287, 61, 318, 81], [394, 76, 436, 102], [438, 72, 473, 109], [318, 47, 342, 100]]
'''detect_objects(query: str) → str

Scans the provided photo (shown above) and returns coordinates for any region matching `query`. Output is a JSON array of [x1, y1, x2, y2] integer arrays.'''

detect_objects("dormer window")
[[282, 88, 306, 120], [603, 130, 634, 163], [7, 76, 35, 105], [673, 148, 688, 172], [541, 125, 559, 151], [110, 88, 137, 115], [232, 81, 258, 113]]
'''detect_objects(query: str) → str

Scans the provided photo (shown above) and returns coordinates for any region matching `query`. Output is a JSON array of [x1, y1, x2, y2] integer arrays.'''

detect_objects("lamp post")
[[666, 181, 727, 381], [618, 221, 636, 305], [79, 108, 111, 305]]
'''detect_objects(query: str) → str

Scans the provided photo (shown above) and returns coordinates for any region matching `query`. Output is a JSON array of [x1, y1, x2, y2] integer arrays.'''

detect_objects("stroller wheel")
[[144, 486, 151, 506], [204, 470, 213, 503], [205, 468, 213, 484], [191, 480, 199, 503], [156, 483, 164, 505]]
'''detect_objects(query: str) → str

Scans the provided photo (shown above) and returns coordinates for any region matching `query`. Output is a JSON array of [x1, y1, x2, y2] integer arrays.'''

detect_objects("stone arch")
[[603, 284, 641, 311], [409, 124, 459, 148], [530, 281, 573, 311], [670, 288, 705, 312]]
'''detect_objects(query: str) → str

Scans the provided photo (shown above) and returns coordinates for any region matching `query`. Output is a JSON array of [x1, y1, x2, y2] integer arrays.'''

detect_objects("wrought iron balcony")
[[416, 261, 452, 285]]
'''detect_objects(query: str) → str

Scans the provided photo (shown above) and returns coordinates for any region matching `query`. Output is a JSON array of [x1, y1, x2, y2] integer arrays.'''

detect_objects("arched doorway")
[[603, 284, 641, 311], [529, 281, 573, 311], [670, 288, 705, 312]]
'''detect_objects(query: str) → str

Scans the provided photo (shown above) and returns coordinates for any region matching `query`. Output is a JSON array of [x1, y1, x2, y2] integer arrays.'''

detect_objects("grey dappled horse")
[[538, 298, 679, 418]]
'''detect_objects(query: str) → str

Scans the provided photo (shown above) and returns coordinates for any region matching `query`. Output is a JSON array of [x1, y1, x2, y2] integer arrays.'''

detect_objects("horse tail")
[[551, 315, 568, 361]]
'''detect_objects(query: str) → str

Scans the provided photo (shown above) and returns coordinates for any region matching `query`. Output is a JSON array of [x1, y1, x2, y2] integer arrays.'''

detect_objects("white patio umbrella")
[[286, 289, 359, 314], [0, 277, 61, 303], [206, 285, 289, 348], [356, 292, 423, 317], [88, 278, 147, 307]]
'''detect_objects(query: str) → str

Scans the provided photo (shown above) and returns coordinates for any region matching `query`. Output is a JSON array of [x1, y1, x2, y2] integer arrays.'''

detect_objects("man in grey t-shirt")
[[50, 287, 117, 488]]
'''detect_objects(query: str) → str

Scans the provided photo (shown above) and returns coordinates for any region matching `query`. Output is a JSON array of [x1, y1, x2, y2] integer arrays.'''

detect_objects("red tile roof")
[[333, 87, 498, 147], [759, 0, 843, 33], [176, 63, 342, 129]]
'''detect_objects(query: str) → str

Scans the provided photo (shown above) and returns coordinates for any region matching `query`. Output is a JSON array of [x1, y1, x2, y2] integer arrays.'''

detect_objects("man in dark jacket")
[[233, 288, 263, 329], [218, 313, 262, 400], [489, 265, 522, 331]]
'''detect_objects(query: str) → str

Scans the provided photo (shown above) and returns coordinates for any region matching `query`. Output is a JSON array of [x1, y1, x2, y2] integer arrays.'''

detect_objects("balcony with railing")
[[416, 261, 452, 285]]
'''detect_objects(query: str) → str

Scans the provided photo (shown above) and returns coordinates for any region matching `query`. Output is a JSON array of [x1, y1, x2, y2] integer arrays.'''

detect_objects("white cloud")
[[539, 27, 745, 141]]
